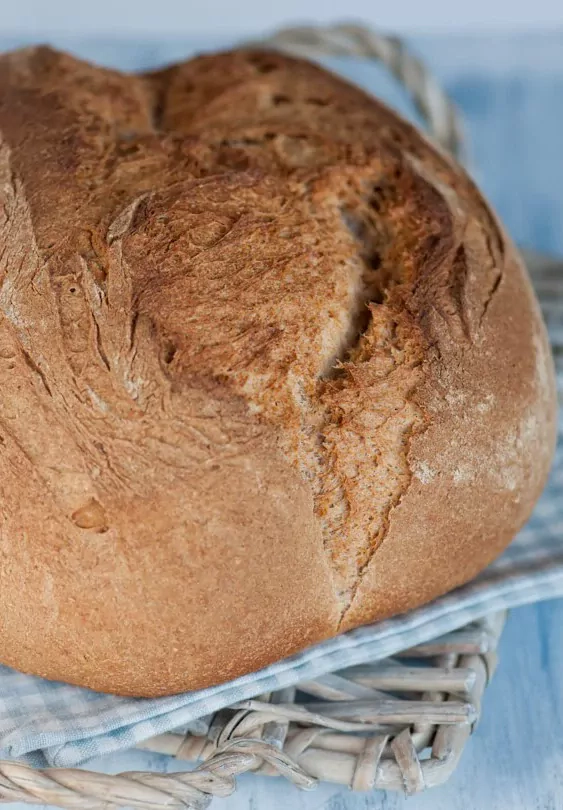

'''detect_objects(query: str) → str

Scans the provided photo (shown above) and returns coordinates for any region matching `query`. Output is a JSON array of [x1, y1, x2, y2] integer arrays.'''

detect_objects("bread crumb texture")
[[0, 47, 557, 695]]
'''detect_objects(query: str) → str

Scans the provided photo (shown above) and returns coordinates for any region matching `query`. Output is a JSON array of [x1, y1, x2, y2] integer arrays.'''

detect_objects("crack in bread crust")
[[0, 47, 506, 610], [0, 45, 556, 696]]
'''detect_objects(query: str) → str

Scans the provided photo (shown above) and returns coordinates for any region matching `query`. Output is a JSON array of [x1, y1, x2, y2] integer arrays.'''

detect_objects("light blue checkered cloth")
[[0, 34, 562, 770], [1, 442, 562, 768]]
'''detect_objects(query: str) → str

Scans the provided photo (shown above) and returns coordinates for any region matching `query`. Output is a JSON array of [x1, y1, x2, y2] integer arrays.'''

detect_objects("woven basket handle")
[[259, 23, 465, 160], [1, 25, 556, 810]]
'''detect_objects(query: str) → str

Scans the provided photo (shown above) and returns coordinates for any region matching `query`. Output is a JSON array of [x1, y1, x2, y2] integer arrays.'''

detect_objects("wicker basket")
[[2, 22, 561, 810], [0, 612, 507, 808]]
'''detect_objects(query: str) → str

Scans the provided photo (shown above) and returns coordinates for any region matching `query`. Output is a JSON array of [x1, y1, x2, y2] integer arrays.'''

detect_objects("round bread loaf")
[[0, 46, 557, 696]]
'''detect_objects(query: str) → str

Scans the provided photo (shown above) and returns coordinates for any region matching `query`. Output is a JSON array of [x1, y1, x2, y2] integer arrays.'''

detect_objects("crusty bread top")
[[0, 46, 556, 695]]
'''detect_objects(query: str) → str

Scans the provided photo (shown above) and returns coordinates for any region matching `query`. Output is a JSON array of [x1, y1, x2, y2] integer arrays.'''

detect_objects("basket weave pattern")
[[3, 22, 556, 810], [0, 613, 506, 808]]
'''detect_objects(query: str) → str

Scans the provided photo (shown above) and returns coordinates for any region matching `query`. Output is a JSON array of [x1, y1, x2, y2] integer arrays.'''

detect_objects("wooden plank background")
[[1, 30, 562, 810]]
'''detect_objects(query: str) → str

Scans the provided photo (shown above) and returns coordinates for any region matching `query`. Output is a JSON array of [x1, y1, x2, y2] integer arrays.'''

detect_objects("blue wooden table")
[[211, 602, 563, 810], [2, 29, 563, 810], [13, 603, 562, 810]]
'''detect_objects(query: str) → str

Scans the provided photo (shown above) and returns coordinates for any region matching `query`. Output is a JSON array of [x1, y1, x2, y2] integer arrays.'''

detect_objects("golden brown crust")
[[0, 46, 557, 695]]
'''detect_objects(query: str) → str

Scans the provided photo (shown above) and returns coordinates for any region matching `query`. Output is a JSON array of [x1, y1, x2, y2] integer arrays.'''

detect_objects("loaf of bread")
[[0, 46, 556, 696]]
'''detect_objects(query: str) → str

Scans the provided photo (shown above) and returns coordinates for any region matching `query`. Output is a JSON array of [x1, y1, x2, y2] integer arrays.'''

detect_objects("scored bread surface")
[[0, 47, 557, 695]]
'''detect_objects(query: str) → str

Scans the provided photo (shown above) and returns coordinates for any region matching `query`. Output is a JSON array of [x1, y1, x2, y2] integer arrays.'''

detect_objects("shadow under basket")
[[0, 611, 507, 808]]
